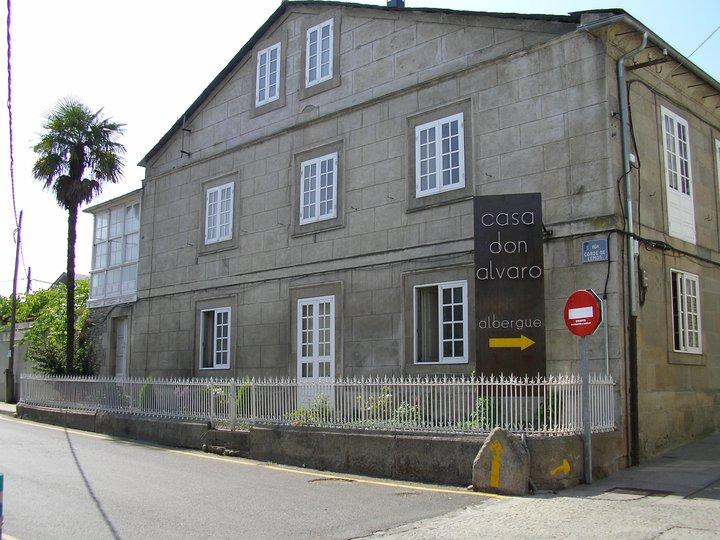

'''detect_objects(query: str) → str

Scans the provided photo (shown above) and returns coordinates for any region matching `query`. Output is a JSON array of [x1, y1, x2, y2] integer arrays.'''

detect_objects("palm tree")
[[32, 98, 125, 374]]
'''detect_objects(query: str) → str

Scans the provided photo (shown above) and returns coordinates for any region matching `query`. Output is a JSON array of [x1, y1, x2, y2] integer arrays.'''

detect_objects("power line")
[[6, 0, 18, 227], [668, 23, 720, 76]]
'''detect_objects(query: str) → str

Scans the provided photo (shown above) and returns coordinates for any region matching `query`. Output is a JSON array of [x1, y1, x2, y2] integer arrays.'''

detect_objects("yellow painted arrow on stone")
[[550, 458, 571, 476], [488, 335, 535, 351]]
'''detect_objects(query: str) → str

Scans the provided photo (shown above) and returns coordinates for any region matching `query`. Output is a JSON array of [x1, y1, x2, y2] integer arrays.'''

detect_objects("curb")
[[0, 406, 18, 418]]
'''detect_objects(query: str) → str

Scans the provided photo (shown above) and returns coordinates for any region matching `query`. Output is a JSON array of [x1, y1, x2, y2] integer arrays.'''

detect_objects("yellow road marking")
[[3, 533, 21, 540], [0, 415, 508, 500], [0, 415, 111, 440], [166, 448, 508, 499]]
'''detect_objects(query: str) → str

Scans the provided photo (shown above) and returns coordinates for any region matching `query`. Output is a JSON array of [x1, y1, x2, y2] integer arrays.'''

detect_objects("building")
[[85, 1, 720, 462]]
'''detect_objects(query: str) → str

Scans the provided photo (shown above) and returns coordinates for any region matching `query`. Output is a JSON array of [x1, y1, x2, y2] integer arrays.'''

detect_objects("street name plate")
[[581, 238, 608, 263], [474, 194, 546, 377]]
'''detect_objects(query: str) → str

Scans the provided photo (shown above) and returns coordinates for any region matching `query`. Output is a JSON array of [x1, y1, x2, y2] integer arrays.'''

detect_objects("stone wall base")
[[16, 404, 626, 489]]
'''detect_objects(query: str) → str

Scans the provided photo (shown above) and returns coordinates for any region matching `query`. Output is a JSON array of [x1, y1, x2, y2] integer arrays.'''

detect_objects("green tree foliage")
[[32, 98, 125, 374], [1, 281, 95, 375], [0, 287, 54, 329]]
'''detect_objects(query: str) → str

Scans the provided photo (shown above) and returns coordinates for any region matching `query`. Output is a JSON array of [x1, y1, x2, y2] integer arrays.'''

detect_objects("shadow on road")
[[64, 429, 121, 540]]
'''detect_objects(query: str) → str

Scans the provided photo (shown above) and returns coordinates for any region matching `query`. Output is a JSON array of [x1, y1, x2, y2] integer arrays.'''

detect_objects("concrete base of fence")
[[17, 404, 210, 449], [248, 425, 483, 486], [16, 403, 97, 433], [207, 429, 250, 456], [528, 431, 625, 490], [16, 404, 626, 490]]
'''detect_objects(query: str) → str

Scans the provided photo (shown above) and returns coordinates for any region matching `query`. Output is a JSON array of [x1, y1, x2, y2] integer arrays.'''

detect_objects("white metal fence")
[[20, 373, 616, 436]]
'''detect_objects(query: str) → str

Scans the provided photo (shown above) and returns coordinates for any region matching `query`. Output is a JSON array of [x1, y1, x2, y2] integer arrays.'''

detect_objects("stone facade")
[[87, 3, 720, 461], [603, 33, 720, 458]]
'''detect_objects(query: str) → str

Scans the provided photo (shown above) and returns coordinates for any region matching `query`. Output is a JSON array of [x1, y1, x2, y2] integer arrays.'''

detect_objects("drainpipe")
[[578, 17, 648, 466], [618, 32, 647, 319], [617, 32, 648, 467]]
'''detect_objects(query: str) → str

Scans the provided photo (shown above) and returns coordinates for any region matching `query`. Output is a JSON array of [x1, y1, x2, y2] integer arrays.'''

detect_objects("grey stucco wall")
[[93, 22, 624, 385], [602, 32, 720, 459], [147, 5, 574, 174], [84, 7, 720, 465], [0, 322, 31, 401]]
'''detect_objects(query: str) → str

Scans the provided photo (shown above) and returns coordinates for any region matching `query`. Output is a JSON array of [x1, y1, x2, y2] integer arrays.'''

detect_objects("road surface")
[[4, 413, 719, 539], [0, 415, 490, 539]]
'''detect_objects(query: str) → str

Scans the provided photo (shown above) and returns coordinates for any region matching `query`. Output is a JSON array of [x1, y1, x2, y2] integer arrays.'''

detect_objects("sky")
[[1, 0, 719, 296]]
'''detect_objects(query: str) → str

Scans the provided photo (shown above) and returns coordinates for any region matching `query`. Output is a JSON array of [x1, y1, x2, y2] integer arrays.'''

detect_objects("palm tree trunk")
[[66, 204, 77, 375]]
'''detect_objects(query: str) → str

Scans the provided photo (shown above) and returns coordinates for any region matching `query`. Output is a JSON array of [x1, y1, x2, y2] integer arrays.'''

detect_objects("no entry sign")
[[564, 289, 603, 337]]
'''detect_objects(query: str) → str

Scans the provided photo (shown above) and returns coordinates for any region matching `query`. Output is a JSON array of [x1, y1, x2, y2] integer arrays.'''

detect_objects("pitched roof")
[[138, 0, 586, 167]]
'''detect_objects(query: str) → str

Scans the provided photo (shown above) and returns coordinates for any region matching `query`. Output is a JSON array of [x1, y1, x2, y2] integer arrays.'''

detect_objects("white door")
[[114, 317, 128, 378], [297, 296, 335, 408]]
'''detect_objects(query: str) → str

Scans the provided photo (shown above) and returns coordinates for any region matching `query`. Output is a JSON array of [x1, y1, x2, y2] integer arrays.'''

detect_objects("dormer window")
[[306, 19, 333, 87], [256, 42, 281, 106]]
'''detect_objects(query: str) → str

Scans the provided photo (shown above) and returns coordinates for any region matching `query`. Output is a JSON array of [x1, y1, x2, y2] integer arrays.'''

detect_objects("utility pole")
[[26, 266, 31, 294], [6, 210, 22, 404]]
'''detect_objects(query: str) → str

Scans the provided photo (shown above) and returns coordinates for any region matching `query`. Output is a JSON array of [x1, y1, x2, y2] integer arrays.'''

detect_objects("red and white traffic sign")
[[564, 289, 603, 337]]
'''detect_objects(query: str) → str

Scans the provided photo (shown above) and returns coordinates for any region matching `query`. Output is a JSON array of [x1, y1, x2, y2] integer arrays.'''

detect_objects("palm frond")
[[32, 97, 126, 209]]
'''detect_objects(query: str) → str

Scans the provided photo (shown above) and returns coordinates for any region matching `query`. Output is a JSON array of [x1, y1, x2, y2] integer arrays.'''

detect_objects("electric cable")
[[6, 0, 18, 227], [667, 23, 720, 77]]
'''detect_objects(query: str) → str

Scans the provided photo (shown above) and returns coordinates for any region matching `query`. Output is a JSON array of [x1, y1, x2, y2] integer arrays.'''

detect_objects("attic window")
[[305, 19, 333, 87], [256, 42, 281, 106]]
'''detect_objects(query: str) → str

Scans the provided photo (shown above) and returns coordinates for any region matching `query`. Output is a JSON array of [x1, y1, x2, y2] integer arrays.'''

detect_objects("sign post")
[[563, 289, 603, 484]]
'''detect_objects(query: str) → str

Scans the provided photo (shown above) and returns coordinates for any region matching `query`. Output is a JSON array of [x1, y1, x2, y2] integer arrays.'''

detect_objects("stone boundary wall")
[[16, 404, 625, 489]]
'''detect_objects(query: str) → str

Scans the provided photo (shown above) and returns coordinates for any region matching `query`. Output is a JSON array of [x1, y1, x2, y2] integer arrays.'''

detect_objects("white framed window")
[[305, 18, 333, 87], [299, 152, 337, 225], [200, 307, 231, 369], [415, 113, 465, 198], [661, 107, 695, 243], [205, 182, 234, 244], [90, 201, 140, 300], [256, 42, 281, 106], [413, 280, 468, 364], [297, 296, 335, 380], [671, 270, 701, 354]]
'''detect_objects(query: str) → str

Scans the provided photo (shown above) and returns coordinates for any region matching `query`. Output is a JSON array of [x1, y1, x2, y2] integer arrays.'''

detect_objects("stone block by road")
[[473, 427, 530, 495]]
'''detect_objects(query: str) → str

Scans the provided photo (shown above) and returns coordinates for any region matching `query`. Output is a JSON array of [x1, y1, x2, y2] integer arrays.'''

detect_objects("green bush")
[[391, 401, 422, 425], [286, 393, 332, 426], [355, 386, 423, 427], [466, 397, 497, 430], [0, 286, 55, 329], [235, 377, 252, 415], [16, 280, 95, 375]]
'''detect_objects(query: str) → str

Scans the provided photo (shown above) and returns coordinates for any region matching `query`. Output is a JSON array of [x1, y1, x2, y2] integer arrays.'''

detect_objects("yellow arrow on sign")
[[488, 335, 535, 351]]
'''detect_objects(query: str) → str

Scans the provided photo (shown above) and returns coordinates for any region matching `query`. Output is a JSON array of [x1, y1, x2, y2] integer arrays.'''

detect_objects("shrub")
[[286, 393, 332, 426], [466, 397, 497, 430], [20, 280, 95, 375]]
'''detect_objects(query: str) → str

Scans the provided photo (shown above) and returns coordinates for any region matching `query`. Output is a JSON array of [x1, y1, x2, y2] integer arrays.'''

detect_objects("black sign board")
[[474, 194, 546, 377]]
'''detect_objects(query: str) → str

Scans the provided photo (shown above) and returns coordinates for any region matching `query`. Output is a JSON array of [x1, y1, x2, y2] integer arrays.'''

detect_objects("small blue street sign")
[[582, 238, 608, 263]]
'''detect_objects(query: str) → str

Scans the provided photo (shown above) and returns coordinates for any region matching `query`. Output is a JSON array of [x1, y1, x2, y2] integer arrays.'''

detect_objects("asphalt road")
[[0, 415, 491, 539]]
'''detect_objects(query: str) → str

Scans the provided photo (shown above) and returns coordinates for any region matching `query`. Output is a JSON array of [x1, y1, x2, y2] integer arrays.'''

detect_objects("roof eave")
[[576, 12, 720, 96], [83, 187, 144, 214], [138, 1, 289, 167]]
